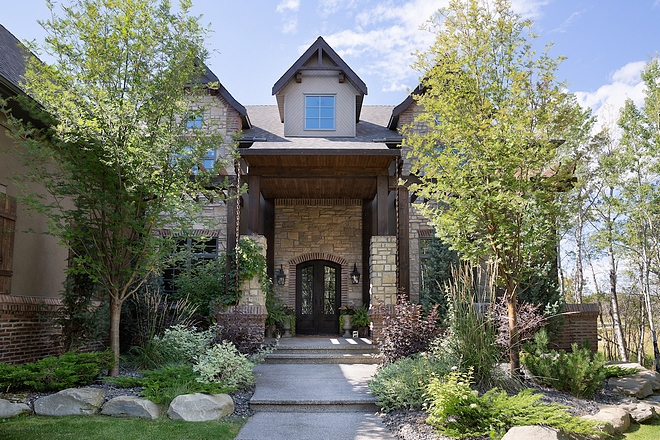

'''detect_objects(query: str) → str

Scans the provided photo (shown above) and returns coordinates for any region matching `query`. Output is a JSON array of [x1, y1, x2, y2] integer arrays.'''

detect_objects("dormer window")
[[305, 95, 335, 130]]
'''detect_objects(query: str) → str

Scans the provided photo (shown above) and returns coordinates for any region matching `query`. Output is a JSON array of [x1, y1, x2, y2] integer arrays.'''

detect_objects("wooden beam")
[[248, 175, 261, 235], [264, 198, 275, 281], [240, 149, 401, 157], [362, 199, 372, 307], [246, 166, 389, 178], [377, 175, 389, 236], [398, 186, 410, 299]]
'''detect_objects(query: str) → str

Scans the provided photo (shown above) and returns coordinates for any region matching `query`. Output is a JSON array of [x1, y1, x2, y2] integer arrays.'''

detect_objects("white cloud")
[[575, 61, 647, 130], [277, 0, 300, 12], [550, 10, 582, 34], [510, 0, 550, 19], [323, 0, 443, 94], [282, 18, 298, 34], [319, 0, 356, 17]]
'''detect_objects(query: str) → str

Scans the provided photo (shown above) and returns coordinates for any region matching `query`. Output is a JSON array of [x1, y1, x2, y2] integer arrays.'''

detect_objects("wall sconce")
[[276, 265, 287, 286], [350, 264, 360, 284]]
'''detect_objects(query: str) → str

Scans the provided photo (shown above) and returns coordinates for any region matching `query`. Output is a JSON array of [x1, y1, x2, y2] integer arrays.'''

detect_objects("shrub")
[[368, 351, 453, 412], [217, 310, 265, 355], [126, 324, 215, 369], [377, 295, 442, 364], [351, 305, 370, 328], [0, 350, 112, 392], [107, 364, 232, 406], [425, 369, 601, 439], [490, 296, 547, 352], [193, 341, 255, 389], [521, 328, 607, 398]]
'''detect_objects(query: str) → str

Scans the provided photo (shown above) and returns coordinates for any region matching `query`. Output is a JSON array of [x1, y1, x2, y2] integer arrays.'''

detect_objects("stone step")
[[274, 345, 379, 355], [265, 353, 379, 364]]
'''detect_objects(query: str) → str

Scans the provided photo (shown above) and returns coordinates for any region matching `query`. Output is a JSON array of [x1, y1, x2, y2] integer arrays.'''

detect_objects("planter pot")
[[357, 326, 369, 338], [342, 315, 352, 338], [282, 316, 292, 338], [265, 324, 276, 339]]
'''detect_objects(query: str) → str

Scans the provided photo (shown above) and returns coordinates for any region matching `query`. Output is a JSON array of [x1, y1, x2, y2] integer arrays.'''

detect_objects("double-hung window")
[[305, 95, 335, 130]]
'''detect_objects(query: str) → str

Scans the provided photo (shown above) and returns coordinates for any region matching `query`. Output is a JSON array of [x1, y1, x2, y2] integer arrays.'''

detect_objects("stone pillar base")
[[368, 304, 395, 343], [216, 305, 267, 353]]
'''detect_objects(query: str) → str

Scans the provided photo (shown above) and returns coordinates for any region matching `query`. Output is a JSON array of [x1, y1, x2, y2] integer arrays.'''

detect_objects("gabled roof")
[[272, 36, 367, 123], [0, 24, 29, 98], [199, 64, 251, 130], [387, 83, 426, 130]]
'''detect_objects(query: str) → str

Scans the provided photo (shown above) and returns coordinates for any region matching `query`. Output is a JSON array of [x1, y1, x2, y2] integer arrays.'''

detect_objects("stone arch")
[[286, 253, 349, 308]]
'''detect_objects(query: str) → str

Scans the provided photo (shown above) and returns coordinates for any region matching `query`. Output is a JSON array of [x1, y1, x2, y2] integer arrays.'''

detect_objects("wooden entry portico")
[[227, 146, 409, 334]]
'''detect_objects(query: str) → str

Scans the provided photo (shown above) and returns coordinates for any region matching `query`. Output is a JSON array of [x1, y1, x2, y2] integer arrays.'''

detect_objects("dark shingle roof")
[[241, 105, 399, 150], [0, 24, 29, 97]]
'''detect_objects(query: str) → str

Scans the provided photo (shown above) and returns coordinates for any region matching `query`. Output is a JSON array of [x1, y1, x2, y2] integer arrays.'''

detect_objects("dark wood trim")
[[248, 175, 261, 235], [240, 149, 401, 157], [245, 166, 390, 177], [362, 199, 372, 307], [264, 198, 275, 281], [398, 187, 410, 299], [377, 175, 389, 236], [0, 270, 13, 277], [225, 180, 238, 293]]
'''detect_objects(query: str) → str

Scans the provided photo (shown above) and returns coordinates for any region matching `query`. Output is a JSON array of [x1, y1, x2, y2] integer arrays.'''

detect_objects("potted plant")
[[352, 305, 370, 338], [265, 289, 287, 338], [339, 304, 355, 337], [281, 305, 295, 338]]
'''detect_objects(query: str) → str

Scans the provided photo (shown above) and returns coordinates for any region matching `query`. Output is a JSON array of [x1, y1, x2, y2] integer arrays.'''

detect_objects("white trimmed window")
[[305, 95, 335, 130]]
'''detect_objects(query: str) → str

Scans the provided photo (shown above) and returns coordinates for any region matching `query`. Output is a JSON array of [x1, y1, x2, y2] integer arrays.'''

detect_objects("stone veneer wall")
[[552, 303, 600, 353], [369, 236, 397, 341], [0, 295, 63, 364], [273, 200, 362, 309]]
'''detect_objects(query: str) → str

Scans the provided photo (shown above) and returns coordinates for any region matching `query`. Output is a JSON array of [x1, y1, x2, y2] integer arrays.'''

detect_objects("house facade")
[[204, 37, 434, 336]]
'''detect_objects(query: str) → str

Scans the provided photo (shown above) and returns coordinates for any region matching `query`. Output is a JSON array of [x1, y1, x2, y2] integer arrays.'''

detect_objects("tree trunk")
[[109, 293, 122, 377], [609, 242, 628, 361], [574, 213, 584, 303], [507, 294, 520, 376]]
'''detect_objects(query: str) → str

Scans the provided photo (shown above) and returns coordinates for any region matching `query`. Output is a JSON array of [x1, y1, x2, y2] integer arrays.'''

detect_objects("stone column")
[[368, 236, 397, 341], [217, 234, 268, 348]]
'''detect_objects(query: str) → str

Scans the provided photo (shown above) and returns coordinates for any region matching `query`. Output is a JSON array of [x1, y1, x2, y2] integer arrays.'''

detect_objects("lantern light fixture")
[[350, 264, 360, 284], [276, 265, 287, 286]]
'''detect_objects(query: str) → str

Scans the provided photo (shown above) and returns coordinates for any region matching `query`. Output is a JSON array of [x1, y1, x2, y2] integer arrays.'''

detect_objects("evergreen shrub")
[[521, 328, 606, 398]]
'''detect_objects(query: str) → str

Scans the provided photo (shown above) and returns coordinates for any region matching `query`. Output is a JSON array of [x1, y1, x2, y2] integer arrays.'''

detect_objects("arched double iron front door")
[[296, 260, 341, 335]]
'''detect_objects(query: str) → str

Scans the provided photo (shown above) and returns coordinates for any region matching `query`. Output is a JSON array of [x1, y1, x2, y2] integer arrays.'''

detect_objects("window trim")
[[304, 94, 336, 131]]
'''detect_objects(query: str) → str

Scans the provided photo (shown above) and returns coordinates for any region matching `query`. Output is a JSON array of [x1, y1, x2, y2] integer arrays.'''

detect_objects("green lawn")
[[0, 415, 245, 440], [622, 419, 660, 440]]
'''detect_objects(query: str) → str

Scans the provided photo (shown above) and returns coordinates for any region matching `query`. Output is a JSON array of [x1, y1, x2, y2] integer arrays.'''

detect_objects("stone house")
[[0, 25, 597, 356]]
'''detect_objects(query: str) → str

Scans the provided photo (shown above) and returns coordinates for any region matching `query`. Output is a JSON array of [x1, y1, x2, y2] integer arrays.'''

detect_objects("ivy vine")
[[225, 237, 272, 305]]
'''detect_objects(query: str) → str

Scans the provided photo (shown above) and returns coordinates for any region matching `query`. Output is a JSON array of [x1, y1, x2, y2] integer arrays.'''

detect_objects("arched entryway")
[[296, 260, 341, 335]]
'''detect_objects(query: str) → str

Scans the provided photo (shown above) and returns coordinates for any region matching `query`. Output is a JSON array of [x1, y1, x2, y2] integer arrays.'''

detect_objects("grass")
[[0, 415, 245, 440], [622, 419, 660, 440]]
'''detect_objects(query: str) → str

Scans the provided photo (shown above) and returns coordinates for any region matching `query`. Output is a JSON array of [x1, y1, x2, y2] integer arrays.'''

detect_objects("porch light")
[[350, 264, 360, 284], [276, 265, 287, 286]]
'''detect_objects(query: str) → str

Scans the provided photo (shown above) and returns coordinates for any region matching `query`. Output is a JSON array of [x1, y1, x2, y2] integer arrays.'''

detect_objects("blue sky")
[[2, 0, 659, 126]]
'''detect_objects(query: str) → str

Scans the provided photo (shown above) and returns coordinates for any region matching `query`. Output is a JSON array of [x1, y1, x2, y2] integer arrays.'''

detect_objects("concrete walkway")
[[235, 337, 396, 440]]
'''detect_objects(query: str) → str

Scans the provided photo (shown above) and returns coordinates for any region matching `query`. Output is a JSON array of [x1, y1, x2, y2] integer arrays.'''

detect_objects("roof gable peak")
[[272, 36, 367, 96]]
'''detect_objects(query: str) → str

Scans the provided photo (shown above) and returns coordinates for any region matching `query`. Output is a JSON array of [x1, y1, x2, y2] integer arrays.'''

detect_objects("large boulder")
[[101, 396, 162, 419], [0, 398, 31, 418], [501, 426, 571, 440], [608, 365, 660, 399], [167, 393, 234, 422], [582, 406, 631, 434], [33, 388, 106, 416], [620, 401, 658, 423]]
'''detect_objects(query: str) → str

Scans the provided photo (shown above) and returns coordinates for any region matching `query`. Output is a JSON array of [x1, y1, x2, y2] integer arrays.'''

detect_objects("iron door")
[[296, 260, 340, 335]]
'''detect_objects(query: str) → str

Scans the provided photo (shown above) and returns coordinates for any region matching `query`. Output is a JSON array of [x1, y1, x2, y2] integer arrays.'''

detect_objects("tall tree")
[[618, 56, 660, 370], [2, 0, 230, 375], [406, 0, 586, 374]]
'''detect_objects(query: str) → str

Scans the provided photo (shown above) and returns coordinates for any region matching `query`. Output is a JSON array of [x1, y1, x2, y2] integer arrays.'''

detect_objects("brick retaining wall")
[[0, 295, 63, 364], [551, 303, 600, 353]]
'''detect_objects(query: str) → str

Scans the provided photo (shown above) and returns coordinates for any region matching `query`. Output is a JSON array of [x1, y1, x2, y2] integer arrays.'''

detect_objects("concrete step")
[[250, 398, 379, 413], [265, 352, 379, 364]]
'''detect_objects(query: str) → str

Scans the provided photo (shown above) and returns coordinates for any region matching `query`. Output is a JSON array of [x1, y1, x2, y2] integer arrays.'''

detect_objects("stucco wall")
[[0, 115, 69, 298], [273, 199, 363, 308], [281, 71, 358, 137]]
